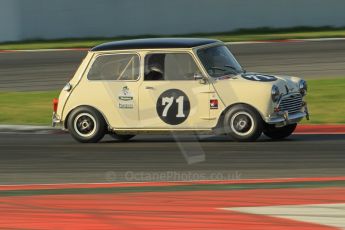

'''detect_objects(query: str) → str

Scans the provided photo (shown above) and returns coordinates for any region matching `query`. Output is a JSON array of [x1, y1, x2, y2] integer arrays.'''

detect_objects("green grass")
[[1, 26, 345, 50], [0, 78, 344, 125], [0, 91, 59, 125], [302, 78, 345, 124], [1, 180, 344, 197]]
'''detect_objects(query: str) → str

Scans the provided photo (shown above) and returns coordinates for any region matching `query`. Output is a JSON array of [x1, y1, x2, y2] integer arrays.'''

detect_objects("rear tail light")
[[53, 98, 58, 112]]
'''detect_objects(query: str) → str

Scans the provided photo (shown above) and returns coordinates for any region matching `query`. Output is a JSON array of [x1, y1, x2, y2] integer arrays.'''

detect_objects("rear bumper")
[[51, 112, 62, 128]]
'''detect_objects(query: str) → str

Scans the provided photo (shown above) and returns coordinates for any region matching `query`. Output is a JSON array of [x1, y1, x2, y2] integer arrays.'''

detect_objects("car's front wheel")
[[223, 104, 263, 142], [67, 106, 106, 143], [263, 123, 297, 140]]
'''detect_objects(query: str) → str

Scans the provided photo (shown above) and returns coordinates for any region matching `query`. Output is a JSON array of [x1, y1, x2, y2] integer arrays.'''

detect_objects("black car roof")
[[91, 38, 220, 51]]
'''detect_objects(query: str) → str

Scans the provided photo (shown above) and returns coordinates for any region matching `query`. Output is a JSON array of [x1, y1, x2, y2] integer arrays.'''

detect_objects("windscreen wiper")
[[224, 65, 242, 73]]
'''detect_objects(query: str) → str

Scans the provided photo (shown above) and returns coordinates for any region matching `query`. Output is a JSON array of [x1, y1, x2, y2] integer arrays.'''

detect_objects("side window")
[[88, 54, 140, 81], [144, 53, 201, 81]]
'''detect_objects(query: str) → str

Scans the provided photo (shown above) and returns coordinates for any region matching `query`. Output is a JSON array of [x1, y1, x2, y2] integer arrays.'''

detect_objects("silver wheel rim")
[[230, 111, 255, 136], [73, 113, 97, 137]]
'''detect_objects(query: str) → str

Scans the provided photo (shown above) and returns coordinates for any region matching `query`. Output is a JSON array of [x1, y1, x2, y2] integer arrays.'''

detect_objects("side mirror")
[[194, 73, 207, 84], [194, 73, 204, 80]]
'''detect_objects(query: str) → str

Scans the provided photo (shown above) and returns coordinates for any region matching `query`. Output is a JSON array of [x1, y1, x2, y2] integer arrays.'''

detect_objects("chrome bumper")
[[52, 112, 62, 127], [266, 111, 307, 126]]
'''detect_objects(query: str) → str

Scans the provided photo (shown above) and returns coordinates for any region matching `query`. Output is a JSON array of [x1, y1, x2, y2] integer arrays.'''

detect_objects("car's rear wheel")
[[67, 107, 106, 143], [110, 133, 135, 141], [223, 104, 263, 142], [263, 123, 297, 140]]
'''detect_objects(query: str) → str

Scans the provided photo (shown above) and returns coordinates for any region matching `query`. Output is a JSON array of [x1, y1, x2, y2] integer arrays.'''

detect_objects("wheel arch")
[[63, 105, 110, 130], [214, 102, 265, 133]]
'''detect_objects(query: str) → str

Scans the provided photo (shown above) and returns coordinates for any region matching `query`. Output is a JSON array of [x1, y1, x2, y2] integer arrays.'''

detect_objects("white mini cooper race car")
[[52, 38, 309, 143]]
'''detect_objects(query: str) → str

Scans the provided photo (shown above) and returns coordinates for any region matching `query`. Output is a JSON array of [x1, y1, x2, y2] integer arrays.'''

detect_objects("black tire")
[[67, 106, 107, 143], [110, 133, 135, 142], [263, 123, 297, 140], [223, 104, 263, 142]]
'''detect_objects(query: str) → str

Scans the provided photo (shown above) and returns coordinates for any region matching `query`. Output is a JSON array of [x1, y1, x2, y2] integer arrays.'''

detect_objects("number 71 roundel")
[[156, 89, 190, 125]]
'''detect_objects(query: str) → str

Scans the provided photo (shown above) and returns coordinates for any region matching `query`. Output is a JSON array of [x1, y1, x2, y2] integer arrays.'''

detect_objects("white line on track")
[[224, 203, 345, 229]]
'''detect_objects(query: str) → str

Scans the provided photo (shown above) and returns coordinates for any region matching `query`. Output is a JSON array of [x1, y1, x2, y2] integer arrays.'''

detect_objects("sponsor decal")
[[210, 99, 218, 109], [118, 86, 133, 101], [241, 73, 277, 82], [119, 103, 133, 109], [156, 89, 190, 125], [118, 86, 134, 109]]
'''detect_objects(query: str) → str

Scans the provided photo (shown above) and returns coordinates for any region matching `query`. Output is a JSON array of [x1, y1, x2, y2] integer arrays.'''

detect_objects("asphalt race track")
[[0, 133, 344, 184], [0, 40, 345, 91], [0, 40, 344, 185]]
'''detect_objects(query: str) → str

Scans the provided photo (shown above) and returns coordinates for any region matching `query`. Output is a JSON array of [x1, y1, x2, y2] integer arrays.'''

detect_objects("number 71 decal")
[[162, 96, 185, 118], [156, 89, 190, 125]]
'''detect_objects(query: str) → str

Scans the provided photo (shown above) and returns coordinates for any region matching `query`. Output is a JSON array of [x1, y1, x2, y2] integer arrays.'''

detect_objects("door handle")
[[145, 86, 154, 90]]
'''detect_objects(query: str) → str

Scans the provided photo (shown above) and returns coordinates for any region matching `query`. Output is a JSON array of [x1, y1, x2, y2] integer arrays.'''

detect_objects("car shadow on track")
[[100, 134, 345, 144]]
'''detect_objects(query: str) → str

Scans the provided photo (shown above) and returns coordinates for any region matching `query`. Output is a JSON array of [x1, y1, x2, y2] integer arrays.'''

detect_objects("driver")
[[145, 54, 165, 80]]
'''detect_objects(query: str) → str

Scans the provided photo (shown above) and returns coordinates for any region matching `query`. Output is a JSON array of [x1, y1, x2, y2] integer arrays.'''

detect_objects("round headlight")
[[299, 80, 307, 96], [271, 85, 280, 102]]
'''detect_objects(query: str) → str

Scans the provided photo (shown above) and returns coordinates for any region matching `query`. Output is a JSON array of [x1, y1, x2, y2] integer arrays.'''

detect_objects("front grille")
[[279, 94, 303, 114]]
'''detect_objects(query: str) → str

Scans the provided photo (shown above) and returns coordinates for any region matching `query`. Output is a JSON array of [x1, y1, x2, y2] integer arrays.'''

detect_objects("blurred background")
[[1, 0, 345, 42], [0, 0, 344, 125]]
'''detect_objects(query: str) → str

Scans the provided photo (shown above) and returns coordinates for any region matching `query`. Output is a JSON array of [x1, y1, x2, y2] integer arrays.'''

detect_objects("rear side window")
[[88, 54, 140, 80]]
